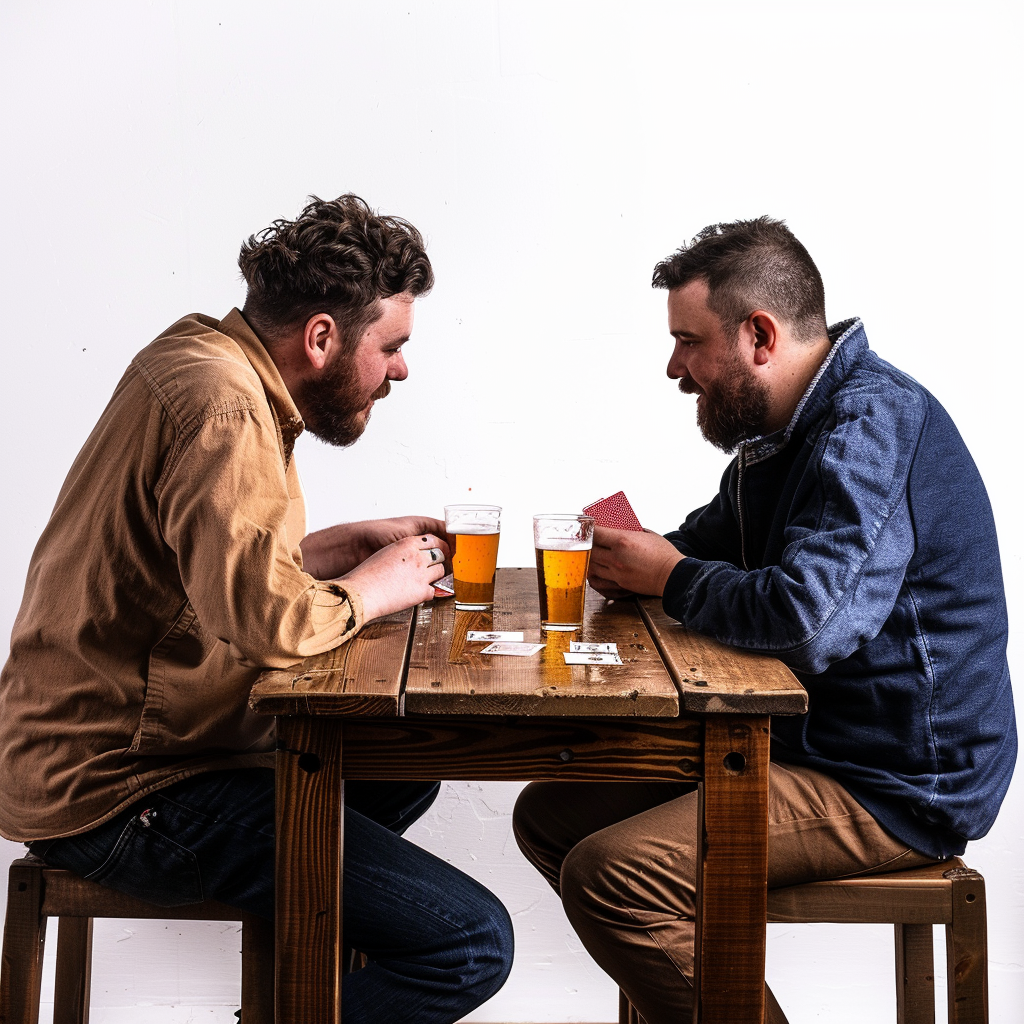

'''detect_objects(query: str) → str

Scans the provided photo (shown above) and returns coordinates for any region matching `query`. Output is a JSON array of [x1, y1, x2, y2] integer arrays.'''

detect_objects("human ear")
[[748, 311, 779, 366], [302, 314, 338, 371]]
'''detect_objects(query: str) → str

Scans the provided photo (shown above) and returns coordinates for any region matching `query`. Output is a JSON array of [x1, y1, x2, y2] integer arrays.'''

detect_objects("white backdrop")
[[1, 2, 1021, 1021]]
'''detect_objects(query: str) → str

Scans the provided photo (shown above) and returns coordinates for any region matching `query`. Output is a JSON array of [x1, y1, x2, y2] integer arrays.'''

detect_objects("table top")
[[249, 568, 807, 719]]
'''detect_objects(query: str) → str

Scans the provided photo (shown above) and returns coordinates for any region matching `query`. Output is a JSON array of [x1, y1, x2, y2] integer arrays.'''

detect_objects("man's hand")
[[589, 526, 685, 599], [301, 516, 449, 580], [339, 533, 451, 622]]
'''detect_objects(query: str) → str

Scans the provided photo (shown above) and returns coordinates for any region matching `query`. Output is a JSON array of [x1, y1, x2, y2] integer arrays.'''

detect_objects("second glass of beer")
[[533, 514, 595, 631], [445, 504, 501, 610]]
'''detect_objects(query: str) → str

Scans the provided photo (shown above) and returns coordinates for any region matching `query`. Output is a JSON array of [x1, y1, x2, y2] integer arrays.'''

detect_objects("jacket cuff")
[[661, 557, 707, 624], [311, 580, 364, 640]]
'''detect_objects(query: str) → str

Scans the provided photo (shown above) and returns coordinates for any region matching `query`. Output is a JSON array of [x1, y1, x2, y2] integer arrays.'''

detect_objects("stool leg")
[[53, 917, 93, 1024], [945, 868, 987, 1024], [1, 861, 48, 1024], [895, 923, 935, 1024], [616, 990, 645, 1024], [241, 915, 275, 1024]]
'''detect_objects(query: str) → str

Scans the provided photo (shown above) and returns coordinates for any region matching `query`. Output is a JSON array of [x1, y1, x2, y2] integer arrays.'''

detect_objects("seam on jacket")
[[153, 403, 262, 506], [132, 358, 184, 432], [771, 391, 928, 662], [904, 578, 941, 809]]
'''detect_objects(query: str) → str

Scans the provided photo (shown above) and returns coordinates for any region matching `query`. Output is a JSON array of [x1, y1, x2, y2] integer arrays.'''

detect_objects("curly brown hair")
[[652, 217, 826, 343], [239, 194, 434, 346]]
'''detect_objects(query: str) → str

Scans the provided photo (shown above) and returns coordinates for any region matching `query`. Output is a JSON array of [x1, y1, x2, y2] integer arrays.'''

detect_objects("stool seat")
[[619, 858, 987, 1024], [1, 856, 273, 1024], [767, 857, 987, 1024]]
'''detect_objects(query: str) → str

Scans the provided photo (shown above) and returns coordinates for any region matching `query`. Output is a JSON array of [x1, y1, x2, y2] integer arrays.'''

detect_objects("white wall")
[[1, 1, 1021, 1021]]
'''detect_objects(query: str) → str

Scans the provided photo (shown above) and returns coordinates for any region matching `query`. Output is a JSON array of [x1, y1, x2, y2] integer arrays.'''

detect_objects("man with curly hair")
[[513, 217, 1016, 1023], [0, 195, 513, 1023]]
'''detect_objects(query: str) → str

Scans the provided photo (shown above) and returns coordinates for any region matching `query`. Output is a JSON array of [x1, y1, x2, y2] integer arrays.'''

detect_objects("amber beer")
[[535, 545, 592, 629], [450, 529, 500, 608], [445, 505, 501, 610], [533, 514, 595, 631]]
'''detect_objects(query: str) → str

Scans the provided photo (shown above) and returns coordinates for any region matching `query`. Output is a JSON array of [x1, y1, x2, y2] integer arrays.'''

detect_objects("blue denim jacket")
[[662, 319, 1016, 858]]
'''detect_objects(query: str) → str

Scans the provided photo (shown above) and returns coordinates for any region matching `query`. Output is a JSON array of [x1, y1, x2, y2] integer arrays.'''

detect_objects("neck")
[[763, 335, 833, 433]]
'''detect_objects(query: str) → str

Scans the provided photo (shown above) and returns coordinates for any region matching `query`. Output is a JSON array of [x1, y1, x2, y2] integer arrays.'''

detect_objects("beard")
[[679, 354, 770, 454], [296, 353, 391, 448]]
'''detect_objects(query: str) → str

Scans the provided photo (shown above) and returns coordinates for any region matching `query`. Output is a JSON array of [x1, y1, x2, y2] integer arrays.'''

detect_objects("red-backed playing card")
[[583, 491, 643, 531]]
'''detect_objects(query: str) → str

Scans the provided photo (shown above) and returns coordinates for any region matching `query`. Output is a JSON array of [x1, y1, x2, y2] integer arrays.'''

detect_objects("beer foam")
[[450, 524, 499, 535], [537, 539, 592, 551]]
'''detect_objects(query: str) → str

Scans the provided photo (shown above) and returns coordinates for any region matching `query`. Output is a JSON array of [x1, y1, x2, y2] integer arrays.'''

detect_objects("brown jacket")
[[0, 310, 362, 840]]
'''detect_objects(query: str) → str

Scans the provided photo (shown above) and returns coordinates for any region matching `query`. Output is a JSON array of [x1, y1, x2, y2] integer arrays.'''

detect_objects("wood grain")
[[275, 716, 344, 1024], [338, 716, 703, 782], [240, 914, 275, 1024], [945, 868, 987, 1024], [408, 569, 678, 717], [53, 917, 92, 1024], [1, 859, 48, 1024], [638, 601, 807, 715], [767, 861, 961, 924], [896, 923, 935, 1024], [249, 609, 414, 717], [696, 715, 769, 1024]]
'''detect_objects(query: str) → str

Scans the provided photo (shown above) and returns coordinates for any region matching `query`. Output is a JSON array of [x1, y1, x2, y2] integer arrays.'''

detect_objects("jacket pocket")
[[85, 810, 204, 907]]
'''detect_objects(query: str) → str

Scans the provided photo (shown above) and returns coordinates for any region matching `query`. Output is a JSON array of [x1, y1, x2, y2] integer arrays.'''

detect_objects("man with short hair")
[[513, 217, 1016, 1022], [0, 195, 513, 1024]]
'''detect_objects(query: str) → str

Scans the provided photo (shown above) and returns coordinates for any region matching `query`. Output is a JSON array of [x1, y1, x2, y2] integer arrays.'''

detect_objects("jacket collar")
[[216, 308, 305, 462], [742, 318, 868, 465]]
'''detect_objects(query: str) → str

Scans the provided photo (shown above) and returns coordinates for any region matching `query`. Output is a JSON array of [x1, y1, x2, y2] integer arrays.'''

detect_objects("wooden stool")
[[0, 856, 274, 1024], [767, 857, 987, 1023], [618, 858, 987, 1024]]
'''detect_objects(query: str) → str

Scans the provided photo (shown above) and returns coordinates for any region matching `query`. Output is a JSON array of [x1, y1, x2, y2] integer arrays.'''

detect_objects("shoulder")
[[829, 350, 929, 446], [131, 314, 268, 433]]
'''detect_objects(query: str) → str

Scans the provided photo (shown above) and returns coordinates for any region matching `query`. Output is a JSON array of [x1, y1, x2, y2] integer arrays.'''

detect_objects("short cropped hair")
[[652, 217, 826, 342], [239, 194, 433, 346]]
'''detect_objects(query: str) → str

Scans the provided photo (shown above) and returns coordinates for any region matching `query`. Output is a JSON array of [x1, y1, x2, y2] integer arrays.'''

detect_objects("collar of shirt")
[[216, 307, 305, 463]]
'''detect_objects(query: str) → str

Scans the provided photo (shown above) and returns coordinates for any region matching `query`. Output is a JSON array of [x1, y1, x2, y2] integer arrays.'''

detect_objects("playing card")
[[467, 631, 524, 642], [563, 652, 624, 665], [480, 642, 546, 657], [583, 491, 643, 531], [569, 641, 618, 654], [433, 573, 455, 597]]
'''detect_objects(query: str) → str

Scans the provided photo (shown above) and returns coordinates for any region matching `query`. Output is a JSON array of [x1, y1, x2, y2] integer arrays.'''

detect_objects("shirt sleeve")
[[156, 403, 363, 668], [662, 388, 926, 674]]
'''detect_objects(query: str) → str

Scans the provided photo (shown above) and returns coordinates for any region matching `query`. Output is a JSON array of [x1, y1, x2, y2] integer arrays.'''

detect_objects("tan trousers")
[[512, 762, 942, 1024]]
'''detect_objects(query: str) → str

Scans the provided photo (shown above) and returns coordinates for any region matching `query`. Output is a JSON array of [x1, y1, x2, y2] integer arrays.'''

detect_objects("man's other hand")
[[301, 516, 449, 580], [589, 526, 685, 599], [339, 533, 451, 622]]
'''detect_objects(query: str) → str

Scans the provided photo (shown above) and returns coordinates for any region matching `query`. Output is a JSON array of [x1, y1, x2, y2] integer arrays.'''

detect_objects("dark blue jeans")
[[30, 769, 513, 1024]]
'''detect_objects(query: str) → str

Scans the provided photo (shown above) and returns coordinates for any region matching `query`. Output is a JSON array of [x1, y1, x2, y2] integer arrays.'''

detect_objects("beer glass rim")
[[445, 503, 502, 513]]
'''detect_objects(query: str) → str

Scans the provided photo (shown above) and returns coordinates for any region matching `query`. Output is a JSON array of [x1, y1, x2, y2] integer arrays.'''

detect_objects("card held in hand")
[[583, 491, 643, 531]]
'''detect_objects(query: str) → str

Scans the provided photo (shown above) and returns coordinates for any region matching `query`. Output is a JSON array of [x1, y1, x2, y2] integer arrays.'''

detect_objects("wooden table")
[[250, 568, 806, 1024]]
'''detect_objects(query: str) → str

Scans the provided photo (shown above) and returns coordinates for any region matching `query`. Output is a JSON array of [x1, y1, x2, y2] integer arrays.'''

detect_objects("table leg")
[[694, 715, 770, 1024], [275, 715, 345, 1024]]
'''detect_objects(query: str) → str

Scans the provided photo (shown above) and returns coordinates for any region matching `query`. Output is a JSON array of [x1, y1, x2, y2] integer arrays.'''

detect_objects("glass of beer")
[[533, 514, 595, 631], [444, 505, 501, 610]]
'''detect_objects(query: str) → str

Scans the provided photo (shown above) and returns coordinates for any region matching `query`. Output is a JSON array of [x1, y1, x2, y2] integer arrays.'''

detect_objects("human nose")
[[388, 352, 409, 381], [666, 342, 686, 380]]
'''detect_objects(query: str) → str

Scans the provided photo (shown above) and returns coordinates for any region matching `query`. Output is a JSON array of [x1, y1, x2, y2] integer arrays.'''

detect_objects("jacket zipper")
[[737, 446, 749, 570]]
